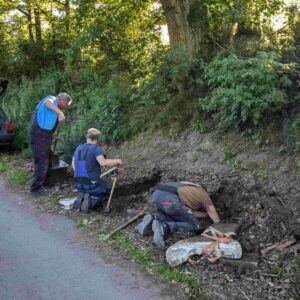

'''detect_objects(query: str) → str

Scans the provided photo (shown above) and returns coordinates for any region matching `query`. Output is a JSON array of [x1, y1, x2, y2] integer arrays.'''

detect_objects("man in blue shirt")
[[72, 128, 123, 213], [29, 93, 72, 195]]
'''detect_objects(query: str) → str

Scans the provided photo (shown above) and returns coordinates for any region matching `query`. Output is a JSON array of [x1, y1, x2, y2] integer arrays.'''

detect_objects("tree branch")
[[51, 0, 65, 8], [7, 0, 30, 17], [15, 6, 30, 17], [274, 23, 290, 34]]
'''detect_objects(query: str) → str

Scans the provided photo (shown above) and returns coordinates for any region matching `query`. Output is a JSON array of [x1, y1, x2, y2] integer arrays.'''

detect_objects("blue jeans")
[[152, 190, 201, 234]]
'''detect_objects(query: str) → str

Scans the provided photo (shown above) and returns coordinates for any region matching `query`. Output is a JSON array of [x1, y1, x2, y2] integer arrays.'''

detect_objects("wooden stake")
[[261, 239, 296, 256]]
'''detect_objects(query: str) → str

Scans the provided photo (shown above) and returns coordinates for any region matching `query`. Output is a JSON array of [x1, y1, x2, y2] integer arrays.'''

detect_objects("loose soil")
[[2, 129, 300, 299]]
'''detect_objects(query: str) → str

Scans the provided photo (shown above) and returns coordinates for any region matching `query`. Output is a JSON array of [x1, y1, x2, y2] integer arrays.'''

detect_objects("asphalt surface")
[[0, 179, 169, 300]]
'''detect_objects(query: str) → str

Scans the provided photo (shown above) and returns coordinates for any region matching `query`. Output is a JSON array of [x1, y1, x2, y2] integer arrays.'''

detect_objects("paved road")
[[0, 180, 168, 300]]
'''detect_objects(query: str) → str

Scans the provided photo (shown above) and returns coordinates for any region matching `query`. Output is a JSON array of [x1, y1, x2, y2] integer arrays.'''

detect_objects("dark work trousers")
[[30, 136, 52, 192], [76, 179, 112, 208], [89, 180, 111, 208], [152, 189, 202, 234], [29, 109, 55, 192]]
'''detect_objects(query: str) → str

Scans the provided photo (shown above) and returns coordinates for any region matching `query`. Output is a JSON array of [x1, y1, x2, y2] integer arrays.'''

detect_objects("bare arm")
[[192, 211, 208, 218], [180, 181, 201, 187], [45, 99, 65, 122], [192, 206, 220, 223], [96, 155, 123, 169], [72, 156, 75, 171], [206, 205, 221, 223]]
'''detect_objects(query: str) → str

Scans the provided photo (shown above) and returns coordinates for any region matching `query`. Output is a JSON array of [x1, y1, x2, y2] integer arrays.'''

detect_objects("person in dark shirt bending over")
[[137, 181, 220, 248]]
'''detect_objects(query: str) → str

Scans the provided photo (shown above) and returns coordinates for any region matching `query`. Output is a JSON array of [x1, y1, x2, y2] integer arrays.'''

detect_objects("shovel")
[[103, 172, 119, 213], [50, 122, 62, 167]]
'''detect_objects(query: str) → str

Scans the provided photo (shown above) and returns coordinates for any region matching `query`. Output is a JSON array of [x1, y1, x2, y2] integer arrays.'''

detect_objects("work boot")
[[152, 220, 170, 248], [30, 187, 48, 196], [73, 194, 83, 210], [80, 193, 90, 214], [136, 214, 153, 236]]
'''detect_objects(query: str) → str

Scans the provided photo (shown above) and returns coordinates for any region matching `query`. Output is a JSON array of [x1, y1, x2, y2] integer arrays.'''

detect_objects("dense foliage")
[[0, 0, 300, 162], [201, 52, 295, 129]]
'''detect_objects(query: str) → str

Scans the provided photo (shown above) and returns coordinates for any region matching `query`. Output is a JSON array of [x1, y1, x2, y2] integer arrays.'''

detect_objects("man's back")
[[74, 143, 104, 180]]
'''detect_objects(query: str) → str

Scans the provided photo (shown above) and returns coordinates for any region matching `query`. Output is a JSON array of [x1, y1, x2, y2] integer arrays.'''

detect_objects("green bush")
[[285, 113, 300, 152], [130, 49, 188, 105], [19, 147, 33, 159], [129, 48, 203, 133], [3, 48, 204, 160], [200, 52, 296, 130], [57, 74, 132, 161], [160, 47, 198, 92], [97, 75, 132, 142]]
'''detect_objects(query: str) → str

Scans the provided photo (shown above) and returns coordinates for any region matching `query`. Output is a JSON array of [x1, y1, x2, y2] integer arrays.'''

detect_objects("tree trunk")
[[160, 0, 213, 59], [65, 0, 70, 32], [34, 8, 42, 48], [27, 6, 34, 42]]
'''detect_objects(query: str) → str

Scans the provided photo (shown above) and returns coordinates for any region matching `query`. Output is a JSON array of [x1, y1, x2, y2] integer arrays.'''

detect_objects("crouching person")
[[137, 181, 220, 248], [72, 128, 123, 213]]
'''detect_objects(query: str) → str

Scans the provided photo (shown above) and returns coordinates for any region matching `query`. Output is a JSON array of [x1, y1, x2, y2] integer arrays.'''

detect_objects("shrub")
[[57, 74, 132, 161], [129, 48, 203, 133], [200, 51, 296, 130], [285, 113, 300, 152], [19, 147, 33, 159]]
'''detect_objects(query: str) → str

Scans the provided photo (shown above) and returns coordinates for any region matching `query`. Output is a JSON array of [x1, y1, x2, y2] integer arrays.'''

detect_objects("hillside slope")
[[108, 129, 300, 299]]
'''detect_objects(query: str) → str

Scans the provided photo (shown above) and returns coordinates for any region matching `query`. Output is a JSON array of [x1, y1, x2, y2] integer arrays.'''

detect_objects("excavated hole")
[[106, 171, 299, 298], [210, 183, 295, 257], [113, 173, 296, 260], [111, 171, 162, 212]]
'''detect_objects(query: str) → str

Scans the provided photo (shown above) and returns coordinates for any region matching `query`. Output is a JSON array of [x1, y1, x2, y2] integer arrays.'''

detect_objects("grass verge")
[[0, 161, 9, 172], [100, 232, 208, 299], [0, 159, 31, 185], [7, 168, 31, 185]]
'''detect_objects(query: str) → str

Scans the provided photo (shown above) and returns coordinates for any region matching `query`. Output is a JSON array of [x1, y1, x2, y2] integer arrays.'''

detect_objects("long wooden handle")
[[104, 211, 144, 240], [52, 122, 62, 153], [105, 175, 118, 209], [100, 167, 117, 178]]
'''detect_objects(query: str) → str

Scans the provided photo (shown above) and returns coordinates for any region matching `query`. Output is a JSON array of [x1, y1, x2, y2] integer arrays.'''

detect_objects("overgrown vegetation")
[[200, 52, 296, 130], [0, 161, 9, 173], [0, 1, 300, 164], [0, 157, 31, 185]]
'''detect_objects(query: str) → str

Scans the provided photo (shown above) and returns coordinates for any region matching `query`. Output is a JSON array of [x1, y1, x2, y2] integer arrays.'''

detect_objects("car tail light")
[[6, 122, 14, 134]]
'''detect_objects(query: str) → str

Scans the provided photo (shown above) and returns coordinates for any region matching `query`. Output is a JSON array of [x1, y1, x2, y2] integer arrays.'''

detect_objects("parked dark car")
[[0, 79, 14, 146]]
